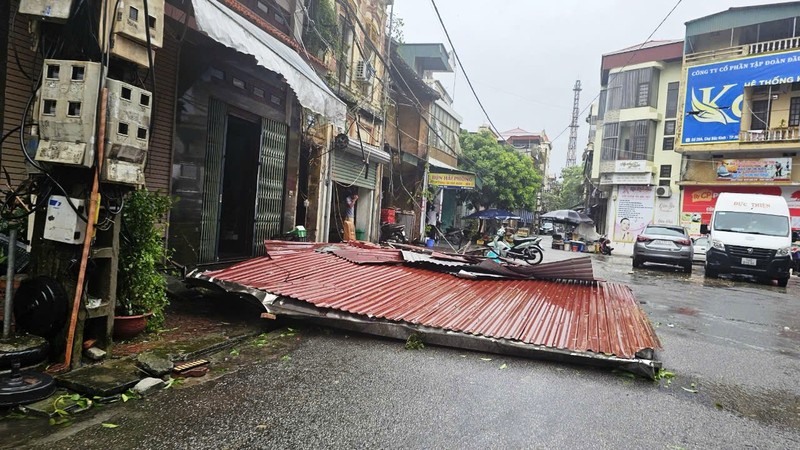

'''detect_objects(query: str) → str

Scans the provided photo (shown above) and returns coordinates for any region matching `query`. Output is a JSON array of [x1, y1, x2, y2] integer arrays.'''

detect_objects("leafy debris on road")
[[101, 423, 119, 428], [499, 363, 508, 370], [404, 333, 425, 350]]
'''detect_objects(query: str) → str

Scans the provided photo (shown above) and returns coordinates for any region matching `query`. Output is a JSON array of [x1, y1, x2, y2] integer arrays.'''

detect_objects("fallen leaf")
[[121, 393, 129, 402], [256, 424, 269, 430], [480, 357, 492, 361], [499, 363, 508, 370], [101, 423, 119, 428], [230, 348, 240, 357], [681, 387, 698, 394]]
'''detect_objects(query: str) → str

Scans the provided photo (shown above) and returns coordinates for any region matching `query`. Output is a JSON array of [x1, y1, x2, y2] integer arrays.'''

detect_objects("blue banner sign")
[[682, 48, 800, 145]]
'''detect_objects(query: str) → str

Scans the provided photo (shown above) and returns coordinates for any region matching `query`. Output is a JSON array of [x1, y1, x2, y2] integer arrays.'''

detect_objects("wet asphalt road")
[[8, 248, 800, 449]]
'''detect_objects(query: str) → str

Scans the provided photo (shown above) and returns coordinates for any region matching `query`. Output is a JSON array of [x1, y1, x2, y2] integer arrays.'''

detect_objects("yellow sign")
[[428, 172, 476, 189]]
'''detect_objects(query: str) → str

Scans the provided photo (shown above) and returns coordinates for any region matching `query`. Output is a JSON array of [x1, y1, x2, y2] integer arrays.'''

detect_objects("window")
[[637, 83, 649, 107], [663, 137, 675, 151], [790, 97, 800, 126], [664, 120, 676, 136], [665, 82, 679, 118], [337, 18, 354, 84], [659, 165, 672, 178], [606, 67, 660, 111], [597, 89, 607, 121], [750, 100, 770, 130], [601, 122, 619, 161], [659, 179, 671, 187]]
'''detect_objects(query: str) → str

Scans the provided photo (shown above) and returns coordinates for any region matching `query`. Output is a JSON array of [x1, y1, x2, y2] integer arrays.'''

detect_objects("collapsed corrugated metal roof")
[[193, 243, 661, 376]]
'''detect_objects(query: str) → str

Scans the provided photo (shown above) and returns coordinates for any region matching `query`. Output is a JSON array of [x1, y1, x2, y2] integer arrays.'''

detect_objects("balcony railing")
[[740, 127, 800, 143], [685, 37, 800, 64], [749, 37, 800, 55]]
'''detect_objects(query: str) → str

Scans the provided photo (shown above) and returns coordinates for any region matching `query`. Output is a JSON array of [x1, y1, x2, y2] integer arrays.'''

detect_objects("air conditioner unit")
[[355, 60, 374, 82], [656, 186, 672, 198]]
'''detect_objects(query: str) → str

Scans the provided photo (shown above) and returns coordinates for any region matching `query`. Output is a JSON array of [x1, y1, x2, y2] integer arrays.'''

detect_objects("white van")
[[705, 193, 792, 286]]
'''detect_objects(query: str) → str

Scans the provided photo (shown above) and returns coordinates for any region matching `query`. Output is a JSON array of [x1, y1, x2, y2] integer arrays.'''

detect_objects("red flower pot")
[[113, 313, 152, 340]]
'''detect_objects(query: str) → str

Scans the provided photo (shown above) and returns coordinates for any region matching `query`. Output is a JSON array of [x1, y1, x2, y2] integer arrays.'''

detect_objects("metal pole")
[[3, 229, 17, 338]]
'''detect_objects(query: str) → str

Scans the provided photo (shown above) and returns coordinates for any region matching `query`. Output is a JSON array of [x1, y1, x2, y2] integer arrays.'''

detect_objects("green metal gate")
[[198, 98, 227, 262], [252, 117, 288, 256]]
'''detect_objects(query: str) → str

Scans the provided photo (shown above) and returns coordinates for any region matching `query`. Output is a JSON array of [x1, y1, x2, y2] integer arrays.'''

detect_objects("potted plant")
[[114, 189, 173, 340]]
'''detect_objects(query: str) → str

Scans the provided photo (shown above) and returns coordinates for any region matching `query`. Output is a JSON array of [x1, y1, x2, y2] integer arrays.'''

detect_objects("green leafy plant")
[[405, 333, 425, 350], [117, 189, 173, 330], [302, 0, 340, 58]]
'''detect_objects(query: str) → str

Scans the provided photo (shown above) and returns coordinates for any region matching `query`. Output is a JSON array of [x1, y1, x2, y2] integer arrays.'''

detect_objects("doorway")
[[218, 114, 261, 259]]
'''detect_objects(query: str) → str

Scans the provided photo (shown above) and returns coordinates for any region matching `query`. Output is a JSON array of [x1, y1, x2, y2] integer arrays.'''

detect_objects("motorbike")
[[598, 235, 613, 255], [379, 222, 409, 244], [486, 225, 544, 265]]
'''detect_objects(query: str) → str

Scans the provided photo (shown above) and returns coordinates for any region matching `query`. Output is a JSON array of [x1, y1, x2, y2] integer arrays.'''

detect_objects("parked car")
[[539, 222, 554, 235], [633, 225, 694, 273], [692, 236, 709, 264]]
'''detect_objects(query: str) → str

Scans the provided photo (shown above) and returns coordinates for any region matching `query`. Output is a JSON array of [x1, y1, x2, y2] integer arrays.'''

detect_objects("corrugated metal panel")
[[333, 248, 403, 264], [199, 98, 227, 262], [203, 249, 660, 359], [332, 150, 376, 189], [252, 117, 288, 256], [686, 3, 800, 37], [401, 251, 467, 267], [2, 1, 39, 188]]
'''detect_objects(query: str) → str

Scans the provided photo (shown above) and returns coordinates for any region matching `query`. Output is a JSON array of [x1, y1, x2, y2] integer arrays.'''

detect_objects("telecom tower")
[[566, 80, 582, 167]]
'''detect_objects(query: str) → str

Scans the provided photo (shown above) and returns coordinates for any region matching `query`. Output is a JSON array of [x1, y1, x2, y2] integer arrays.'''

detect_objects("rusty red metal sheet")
[[204, 248, 660, 359], [332, 248, 404, 265]]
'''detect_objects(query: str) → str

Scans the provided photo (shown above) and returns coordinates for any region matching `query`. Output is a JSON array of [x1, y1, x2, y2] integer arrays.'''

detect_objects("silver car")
[[692, 236, 709, 264], [633, 225, 694, 273]]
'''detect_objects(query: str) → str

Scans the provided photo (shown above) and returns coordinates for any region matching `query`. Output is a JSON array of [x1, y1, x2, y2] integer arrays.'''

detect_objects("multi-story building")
[[590, 40, 685, 254], [390, 43, 472, 234], [677, 2, 800, 234], [499, 128, 551, 176]]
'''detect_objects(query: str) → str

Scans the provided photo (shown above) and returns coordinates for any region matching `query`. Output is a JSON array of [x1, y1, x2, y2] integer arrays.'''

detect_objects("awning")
[[345, 140, 390, 165], [191, 0, 346, 128]]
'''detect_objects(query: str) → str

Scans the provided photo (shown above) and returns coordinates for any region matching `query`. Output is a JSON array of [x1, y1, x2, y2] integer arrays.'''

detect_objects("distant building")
[[499, 128, 551, 176]]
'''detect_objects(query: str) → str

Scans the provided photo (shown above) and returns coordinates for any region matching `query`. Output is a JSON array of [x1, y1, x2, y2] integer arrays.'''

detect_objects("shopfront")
[[681, 185, 800, 235]]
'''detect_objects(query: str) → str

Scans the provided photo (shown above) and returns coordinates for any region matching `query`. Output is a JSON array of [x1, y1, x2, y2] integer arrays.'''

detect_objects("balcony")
[[740, 127, 800, 143], [685, 36, 800, 64]]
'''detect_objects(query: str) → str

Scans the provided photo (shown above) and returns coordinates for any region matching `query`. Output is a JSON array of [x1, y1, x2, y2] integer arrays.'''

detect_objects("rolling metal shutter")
[[332, 151, 376, 189]]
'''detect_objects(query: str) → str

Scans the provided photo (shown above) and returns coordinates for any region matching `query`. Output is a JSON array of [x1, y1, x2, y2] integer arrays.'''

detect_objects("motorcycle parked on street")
[[379, 222, 409, 244], [598, 235, 613, 255], [486, 225, 544, 265]]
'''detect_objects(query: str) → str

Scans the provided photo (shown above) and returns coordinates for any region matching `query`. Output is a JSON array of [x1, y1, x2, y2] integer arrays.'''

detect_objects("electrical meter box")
[[36, 59, 102, 167], [102, 78, 151, 185], [18, 0, 74, 22], [108, 0, 165, 49], [44, 195, 87, 244]]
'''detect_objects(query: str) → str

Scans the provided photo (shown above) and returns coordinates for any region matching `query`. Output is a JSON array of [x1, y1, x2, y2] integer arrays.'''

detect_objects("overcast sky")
[[391, 0, 788, 175]]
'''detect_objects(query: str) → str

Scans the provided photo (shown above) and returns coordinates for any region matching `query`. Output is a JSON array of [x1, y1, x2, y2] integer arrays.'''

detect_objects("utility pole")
[[567, 80, 581, 167]]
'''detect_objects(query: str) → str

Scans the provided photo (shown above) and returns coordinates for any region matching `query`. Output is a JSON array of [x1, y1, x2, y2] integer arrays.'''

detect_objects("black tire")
[[632, 257, 643, 268], [704, 265, 718, 278], [0, 338, 50, 370], [683, 263, 692, 274], [777, 277, 790, 287], [523, 247, 544, 265]]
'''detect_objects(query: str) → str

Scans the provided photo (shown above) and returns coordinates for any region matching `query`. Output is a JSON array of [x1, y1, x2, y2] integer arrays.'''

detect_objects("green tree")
[[458, 130, 542, 210], [541, 165, 585, 212], [302, 0, 340, 58]]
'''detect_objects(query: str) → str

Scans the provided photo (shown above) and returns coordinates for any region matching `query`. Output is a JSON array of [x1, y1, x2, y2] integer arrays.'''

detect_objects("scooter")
[[599, 235, 613, 255], [379, 222, 409, 244], [486, 225, 544, 265]]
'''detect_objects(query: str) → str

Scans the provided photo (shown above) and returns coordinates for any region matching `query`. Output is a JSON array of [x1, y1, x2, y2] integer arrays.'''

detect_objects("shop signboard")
[[428, 172, 476, 189], [682, 49, 800, 145], [613, 186, 655, 244], [715, 157, 791, 181]]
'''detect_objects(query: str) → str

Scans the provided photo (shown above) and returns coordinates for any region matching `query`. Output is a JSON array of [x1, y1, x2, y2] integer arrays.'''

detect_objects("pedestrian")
[[427, 203, 438, 240], [344, 190, 358, 241]]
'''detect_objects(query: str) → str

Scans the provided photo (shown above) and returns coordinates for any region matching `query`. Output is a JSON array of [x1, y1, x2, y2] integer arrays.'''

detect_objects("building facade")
[[590, 40, 685, 254], [499, 128, 551, 177], [677, 2, 800, 235]]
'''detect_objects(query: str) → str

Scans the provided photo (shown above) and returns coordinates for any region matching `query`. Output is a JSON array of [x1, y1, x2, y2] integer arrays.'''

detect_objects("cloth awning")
[[191, 0, 346, 128]]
